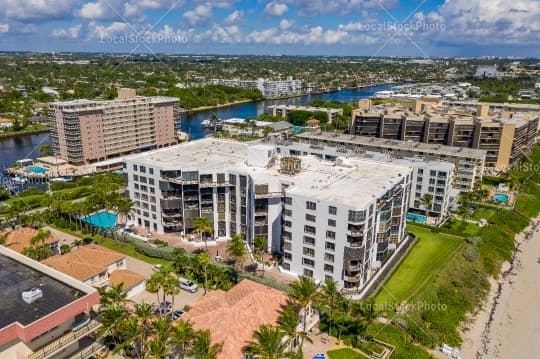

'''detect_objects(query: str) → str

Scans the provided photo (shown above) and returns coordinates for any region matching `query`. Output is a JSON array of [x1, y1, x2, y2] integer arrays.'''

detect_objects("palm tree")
[[148, 316, 174, 358], [145, 275, 161, 304], [289, 276, 317, 353], [188, 329, 223, 359], [198, 252, 210, 295], [172, 319, 195, 359], [242, 324, 294, 359], [420, 193, 433, 215], [317, 278, 344, 336], [116, 197, 134, 228], [277, 304, 311, 353], [253, 235, 268, 277], [193, 216, 213, 251], [226, 234, 246, 270]]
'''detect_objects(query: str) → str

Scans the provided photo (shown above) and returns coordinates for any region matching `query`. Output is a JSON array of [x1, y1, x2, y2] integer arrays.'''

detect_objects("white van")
[[179, 278, 198, 293]]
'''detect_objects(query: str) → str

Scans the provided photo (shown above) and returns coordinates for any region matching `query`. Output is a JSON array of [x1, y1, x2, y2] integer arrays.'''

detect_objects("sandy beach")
[[460, 219, 540, 359]]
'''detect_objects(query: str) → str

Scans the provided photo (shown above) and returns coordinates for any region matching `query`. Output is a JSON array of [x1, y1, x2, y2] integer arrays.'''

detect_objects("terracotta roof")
[[306, 118, 320, 124], [183, 279, 290, 359], [2, 227, 57, 253], [42, 244, 124, 281], [109, 269, 145, 290]]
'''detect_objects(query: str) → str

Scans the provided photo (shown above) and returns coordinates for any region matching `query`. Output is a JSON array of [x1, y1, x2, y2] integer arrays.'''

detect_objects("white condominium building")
[[123, 138, 412, 289]]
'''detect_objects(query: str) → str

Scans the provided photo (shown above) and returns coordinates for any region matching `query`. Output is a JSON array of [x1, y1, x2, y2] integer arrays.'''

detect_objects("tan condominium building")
[[49, 88, 180, 165], [351, 99, 539, 169]]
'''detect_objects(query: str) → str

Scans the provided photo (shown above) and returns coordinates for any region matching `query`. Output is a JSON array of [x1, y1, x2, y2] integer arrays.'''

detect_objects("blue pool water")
[[493, 193, 509, 203], [83, 212, 118, 230], [27, 165, 49, 174], [407, 213, 427, 223]]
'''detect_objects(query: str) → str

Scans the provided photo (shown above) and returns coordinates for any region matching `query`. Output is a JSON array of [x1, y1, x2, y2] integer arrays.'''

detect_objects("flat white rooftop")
[[124, 138, 410, 208]]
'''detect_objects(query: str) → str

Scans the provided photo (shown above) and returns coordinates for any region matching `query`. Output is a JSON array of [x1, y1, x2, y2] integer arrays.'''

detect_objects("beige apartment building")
[[49, 88, 180, 164], [351, 99, 539, 169]]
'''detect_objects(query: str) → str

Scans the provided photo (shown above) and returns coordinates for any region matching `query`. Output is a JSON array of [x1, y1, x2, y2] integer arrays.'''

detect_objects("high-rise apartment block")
[[123, 139, 412, 289], [351, 100, 539, 169], [49, 88, 180, 164]]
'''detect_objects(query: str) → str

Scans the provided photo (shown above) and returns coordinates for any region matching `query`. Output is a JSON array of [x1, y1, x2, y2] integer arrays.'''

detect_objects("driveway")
[[131, 287, 204, 310]]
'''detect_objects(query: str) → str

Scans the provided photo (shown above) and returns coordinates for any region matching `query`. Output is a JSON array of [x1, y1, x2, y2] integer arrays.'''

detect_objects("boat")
[[201, 119, 212, 128]]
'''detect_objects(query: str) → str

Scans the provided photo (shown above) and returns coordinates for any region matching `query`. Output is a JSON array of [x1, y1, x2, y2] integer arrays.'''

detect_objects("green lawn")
[[327, 348, 368, 359], [374, 224, 463, 307], [96, 237, 172, 266]]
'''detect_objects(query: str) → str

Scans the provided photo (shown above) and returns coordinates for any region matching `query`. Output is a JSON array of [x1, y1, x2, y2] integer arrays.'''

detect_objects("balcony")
[[346, 230, 363, 237], [199, 181, 216, 188], [347, 240, 363, 248], [344, 275, 360, 283], [255, 191, 283, 199], [28, 320, 102, 359], [68, 342, 105, 359]]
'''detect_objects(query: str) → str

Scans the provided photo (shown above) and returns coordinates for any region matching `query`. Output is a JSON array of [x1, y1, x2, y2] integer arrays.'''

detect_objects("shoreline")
[[460, 218, 540, 358], [0, 128, 50, 139]]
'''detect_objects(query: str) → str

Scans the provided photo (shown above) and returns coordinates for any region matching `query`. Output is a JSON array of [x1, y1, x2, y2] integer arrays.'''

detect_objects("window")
[[325, 242, 335, 251], [140, 166, 146, 173], [303, 269, 313, 277], [133, 164, 138, 171], [348, 210, 365, 222], [133, 174, 139, 181], [304, 225, 316, 235], [139, 176, 147, 183], [284, 252, 292, 260], [284, 220, 292, 227], [303, 247, 315, 257], [302, 258, 315, 267], [306, 201, 317, 210], [430, 170, 436, 176], [326, 230, 336, 240], [328, 219, 336, 227], [149, 168, 154, 175], [324, 264, 334, 273], [303, 236, 315, 245], [282, 263, 290, 270], [329, 206, 337, 215], [305, 214, 316, 222], [149, 178, 155, 185], [283, 209, 292, 217], [324, 253, 334, 262], [284, 197, 292, 205], [416, 184, 422, 190]]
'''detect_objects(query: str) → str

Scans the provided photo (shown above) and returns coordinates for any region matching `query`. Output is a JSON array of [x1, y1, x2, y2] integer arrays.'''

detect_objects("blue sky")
[[0, 0, 538, 57]]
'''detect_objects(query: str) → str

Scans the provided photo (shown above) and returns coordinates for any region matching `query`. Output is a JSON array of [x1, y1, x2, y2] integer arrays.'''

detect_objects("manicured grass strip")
[[327, 348, 368, 359], [96, 237, 172, 266], [367, 324, 432, 359], [374, 224, 463, 307]]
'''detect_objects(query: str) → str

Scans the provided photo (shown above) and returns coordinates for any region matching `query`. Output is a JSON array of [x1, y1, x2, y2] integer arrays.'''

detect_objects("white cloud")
[[264, 1, 288, 17], [182, 3, 212, 26], [51, 24, 82, 39], [0, 0, 79, 22], [79, 0, 118, 20], [248, 25, 350, 45], [279, 19, 293, 30], [90, 21, 130, 39], [224, 10, 243, 25], [0, 23, 9, 33], [418, 0, 540, 45], [283, 0, 397, 17]]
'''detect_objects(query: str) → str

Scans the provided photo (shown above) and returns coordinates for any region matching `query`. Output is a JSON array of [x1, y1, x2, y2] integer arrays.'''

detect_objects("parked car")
[[159, 301, 172, 310], [169, 310, 185, 320], [154, 307, 171, 316], [313, 354, 326, 359], [178, 278, 198, 293]]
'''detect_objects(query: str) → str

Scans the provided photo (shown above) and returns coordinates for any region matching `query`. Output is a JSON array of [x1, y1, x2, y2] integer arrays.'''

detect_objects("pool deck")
[[489, 188, 515, 206]]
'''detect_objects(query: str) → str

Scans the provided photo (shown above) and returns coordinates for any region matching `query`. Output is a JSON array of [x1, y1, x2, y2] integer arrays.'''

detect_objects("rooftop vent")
[[22, 288, 43, 304]]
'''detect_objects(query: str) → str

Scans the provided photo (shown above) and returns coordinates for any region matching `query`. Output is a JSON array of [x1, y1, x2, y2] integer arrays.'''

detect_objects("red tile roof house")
[[183, 279, 319, 359]]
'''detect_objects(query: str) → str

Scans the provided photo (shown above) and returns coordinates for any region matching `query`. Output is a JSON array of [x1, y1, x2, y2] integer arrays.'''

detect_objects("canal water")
[[0, 84, 394, 176]]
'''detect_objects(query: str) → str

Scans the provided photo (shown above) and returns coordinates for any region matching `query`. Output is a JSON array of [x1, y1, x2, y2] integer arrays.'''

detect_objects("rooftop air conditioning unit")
[[22, 288, 43, 304]]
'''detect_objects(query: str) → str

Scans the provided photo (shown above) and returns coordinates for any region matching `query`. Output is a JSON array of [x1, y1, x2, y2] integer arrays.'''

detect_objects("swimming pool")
[[27, 165, 49, 174], [83, 212, 118, 230], [406, 213, 426, 223], [493, 193, 509, 203]]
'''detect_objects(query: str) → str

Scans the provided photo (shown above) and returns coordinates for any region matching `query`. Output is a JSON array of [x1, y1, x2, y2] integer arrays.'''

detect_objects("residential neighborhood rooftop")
[[108, 269, 145, 291], [2, 227, 57, 254], [182, 279, 290, 359], [42, 244, 124, 282]]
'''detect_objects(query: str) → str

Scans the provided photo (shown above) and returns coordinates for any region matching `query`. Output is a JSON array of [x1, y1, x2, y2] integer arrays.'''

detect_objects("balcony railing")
[[28, 320, 102, 359], [68, 342, 106, 359], [344, 275, 361, 283]]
